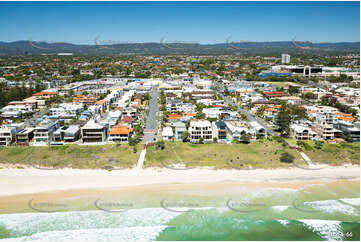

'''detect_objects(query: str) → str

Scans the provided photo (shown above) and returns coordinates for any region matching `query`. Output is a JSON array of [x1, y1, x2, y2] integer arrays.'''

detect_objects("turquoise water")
[[0, 182, 359, 241]]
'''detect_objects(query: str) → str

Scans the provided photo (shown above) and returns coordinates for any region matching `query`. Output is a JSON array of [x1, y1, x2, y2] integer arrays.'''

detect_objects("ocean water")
[[0, 181, 359, 241]]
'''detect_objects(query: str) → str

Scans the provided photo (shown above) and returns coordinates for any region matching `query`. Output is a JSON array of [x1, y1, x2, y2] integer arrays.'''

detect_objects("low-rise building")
[[162, 126, 174, 141], [108, 124, 133, 143], [173, 122, 186, 141]]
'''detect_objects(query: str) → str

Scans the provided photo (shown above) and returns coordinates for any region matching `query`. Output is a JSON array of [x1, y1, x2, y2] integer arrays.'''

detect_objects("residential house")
[[73, 95, 97, 106], [121, 116, 135, 127], [108, 124, 133, 143], [173, 122, 187, 141], [224, 120, 249, 141], [162, 126, 174, 141], [32, 91, 57, 99], [249, 121, 267, 139]]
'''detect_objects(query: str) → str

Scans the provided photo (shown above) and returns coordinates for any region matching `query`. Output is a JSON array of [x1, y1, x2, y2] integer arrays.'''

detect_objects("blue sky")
[[1, 1, 359, 44]]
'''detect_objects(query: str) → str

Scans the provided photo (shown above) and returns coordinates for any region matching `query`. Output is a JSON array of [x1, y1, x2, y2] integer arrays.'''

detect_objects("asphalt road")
[[143, 87, 159, 142], [214, 82, 276, 136]]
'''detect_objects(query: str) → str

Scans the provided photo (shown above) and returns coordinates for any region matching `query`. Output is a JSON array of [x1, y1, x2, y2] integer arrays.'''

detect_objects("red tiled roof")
[[110, 125, 133, 135], [168, 114, 181, 120], [122, 116, 135, 123], [33, 91, 57, 96]]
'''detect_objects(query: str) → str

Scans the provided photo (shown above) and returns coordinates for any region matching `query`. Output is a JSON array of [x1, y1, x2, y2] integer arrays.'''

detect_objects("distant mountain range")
[[0, 40, 359, 55]]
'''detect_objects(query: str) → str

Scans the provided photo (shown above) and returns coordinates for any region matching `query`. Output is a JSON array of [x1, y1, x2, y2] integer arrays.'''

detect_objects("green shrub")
[[280, 152, 294, 163]]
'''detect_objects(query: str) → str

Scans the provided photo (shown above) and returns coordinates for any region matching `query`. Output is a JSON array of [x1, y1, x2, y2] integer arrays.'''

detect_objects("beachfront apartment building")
[[63, 125, 81, 142], [0, 126, 17, 146], [290, 124, 317, 140], [81, 119, 107, 143], [33, 120, 59, 145], [51, 125, 81, 144], [212, 120, 227, 142], [335, 121, 360, 142], [188, 119, 213, 143], [203, 108, 238, 119], [312, 120, 335, 141], [315, 112, 339, 125], [15, 128, 35, 146], [224, 120, 249, 141], [196, 99, 225, 106]]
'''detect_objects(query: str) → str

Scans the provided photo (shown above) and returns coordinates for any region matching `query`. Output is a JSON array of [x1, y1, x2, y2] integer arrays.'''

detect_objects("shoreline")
[[0, 165, 359, 197]]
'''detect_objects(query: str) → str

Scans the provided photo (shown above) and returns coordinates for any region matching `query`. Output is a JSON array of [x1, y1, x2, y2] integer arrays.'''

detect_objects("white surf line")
[[136, 148, 147, 170]]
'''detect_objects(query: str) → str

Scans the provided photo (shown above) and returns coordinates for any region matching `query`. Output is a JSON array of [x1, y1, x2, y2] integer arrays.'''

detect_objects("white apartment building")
[[50, 103, 84, 117], [0, 126, 17, 146], [290, 124, 316, 140], [188, 119, 213, 143], [281, 54, 290, 64]]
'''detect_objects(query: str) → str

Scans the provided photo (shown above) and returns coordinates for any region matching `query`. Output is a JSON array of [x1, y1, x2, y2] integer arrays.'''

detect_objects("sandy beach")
[[0, 165, 359, 197]]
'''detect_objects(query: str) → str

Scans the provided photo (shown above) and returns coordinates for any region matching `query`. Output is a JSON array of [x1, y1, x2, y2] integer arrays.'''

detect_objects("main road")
[[143, 86, 159, 143], [213, 81, 276, 136]]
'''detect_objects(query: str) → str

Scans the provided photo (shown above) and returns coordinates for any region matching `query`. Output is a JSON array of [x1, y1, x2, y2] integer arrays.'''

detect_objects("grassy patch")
[[144, 140, 304, 169], [303, 142, 360, 165], [0, 144, 141, 169]]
